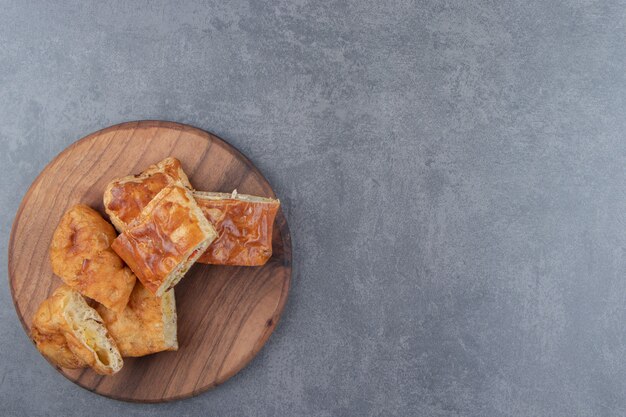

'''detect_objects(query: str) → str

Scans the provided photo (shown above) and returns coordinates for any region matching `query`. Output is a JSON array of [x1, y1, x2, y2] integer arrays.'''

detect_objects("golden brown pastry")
[[102, 157, 279, 267], [193, 190, 280, 266], [96, 283, 177, 357], [31, 285, 123, 375], [50, 205, 136, 313], [103, 157, 192, 232], [111, 185, 218, 296]]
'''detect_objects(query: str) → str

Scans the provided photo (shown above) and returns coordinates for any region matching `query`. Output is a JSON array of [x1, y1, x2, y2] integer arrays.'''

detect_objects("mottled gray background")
[[1, 0, 625, 416]]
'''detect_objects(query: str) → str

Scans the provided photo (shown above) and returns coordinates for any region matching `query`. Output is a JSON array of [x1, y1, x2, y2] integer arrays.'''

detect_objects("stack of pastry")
[[31, 158, 280, 375]]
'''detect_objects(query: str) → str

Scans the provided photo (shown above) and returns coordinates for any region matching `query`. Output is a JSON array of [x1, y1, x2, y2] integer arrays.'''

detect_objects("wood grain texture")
[[8, 121, 292, 403]]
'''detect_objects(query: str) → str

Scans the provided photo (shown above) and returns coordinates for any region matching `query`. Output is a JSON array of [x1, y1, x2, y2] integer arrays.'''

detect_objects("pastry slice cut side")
[[49, 205, 136, 313], [112, 185, 218, 296], [96, 283, 177, 357], [31, 285, 123, 375], [193, 190, 280, 266], [103, 157, 192, 232]]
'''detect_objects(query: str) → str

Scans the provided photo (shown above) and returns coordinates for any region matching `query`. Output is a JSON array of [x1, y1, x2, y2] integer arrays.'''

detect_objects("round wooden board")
[[8, 121, 291, 403]]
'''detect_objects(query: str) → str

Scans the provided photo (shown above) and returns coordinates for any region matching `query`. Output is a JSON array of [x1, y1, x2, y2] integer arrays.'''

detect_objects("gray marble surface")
[[1, 1, 625, 416]]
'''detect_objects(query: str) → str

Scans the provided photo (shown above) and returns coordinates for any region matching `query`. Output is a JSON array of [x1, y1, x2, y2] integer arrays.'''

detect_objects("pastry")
[[103, 157, 192, 232], [193, 190, 280, 266], [96, 283, 177, 357], [111, 185, 218, 296], [103, 158, 279, 267], [31, 285, 123, 375], [50, 205, 136, 313]]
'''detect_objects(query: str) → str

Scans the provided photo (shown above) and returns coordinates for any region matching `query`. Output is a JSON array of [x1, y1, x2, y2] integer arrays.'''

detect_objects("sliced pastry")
[[112, 184, 218, 296], [96, 283, 177, 357], [50, 204, 136, 313], [31, 285, 123, 375], [103, 157, 192, 232], [193, 190, 280, 266]]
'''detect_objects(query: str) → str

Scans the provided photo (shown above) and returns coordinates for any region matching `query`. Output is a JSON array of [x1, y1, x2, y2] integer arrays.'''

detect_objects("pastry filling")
[[157, 240, 211, 296]]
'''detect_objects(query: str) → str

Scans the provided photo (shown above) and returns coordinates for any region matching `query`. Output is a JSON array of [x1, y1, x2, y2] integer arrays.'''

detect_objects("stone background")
[[1, 1, 625, 416]]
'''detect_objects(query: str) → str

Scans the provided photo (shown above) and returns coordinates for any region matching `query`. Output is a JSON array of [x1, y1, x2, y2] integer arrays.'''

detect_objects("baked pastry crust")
[[96, 283, 177, 357], [50, 205, 136, 313], [193, 191, 280, 266], [31, 285, 123, 375], [112, 185, 218, 296], [103, 157, 192, 232]]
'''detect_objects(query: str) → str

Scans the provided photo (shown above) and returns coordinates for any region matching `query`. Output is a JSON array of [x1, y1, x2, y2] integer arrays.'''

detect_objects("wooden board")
[[8, 121, 291, 402]]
